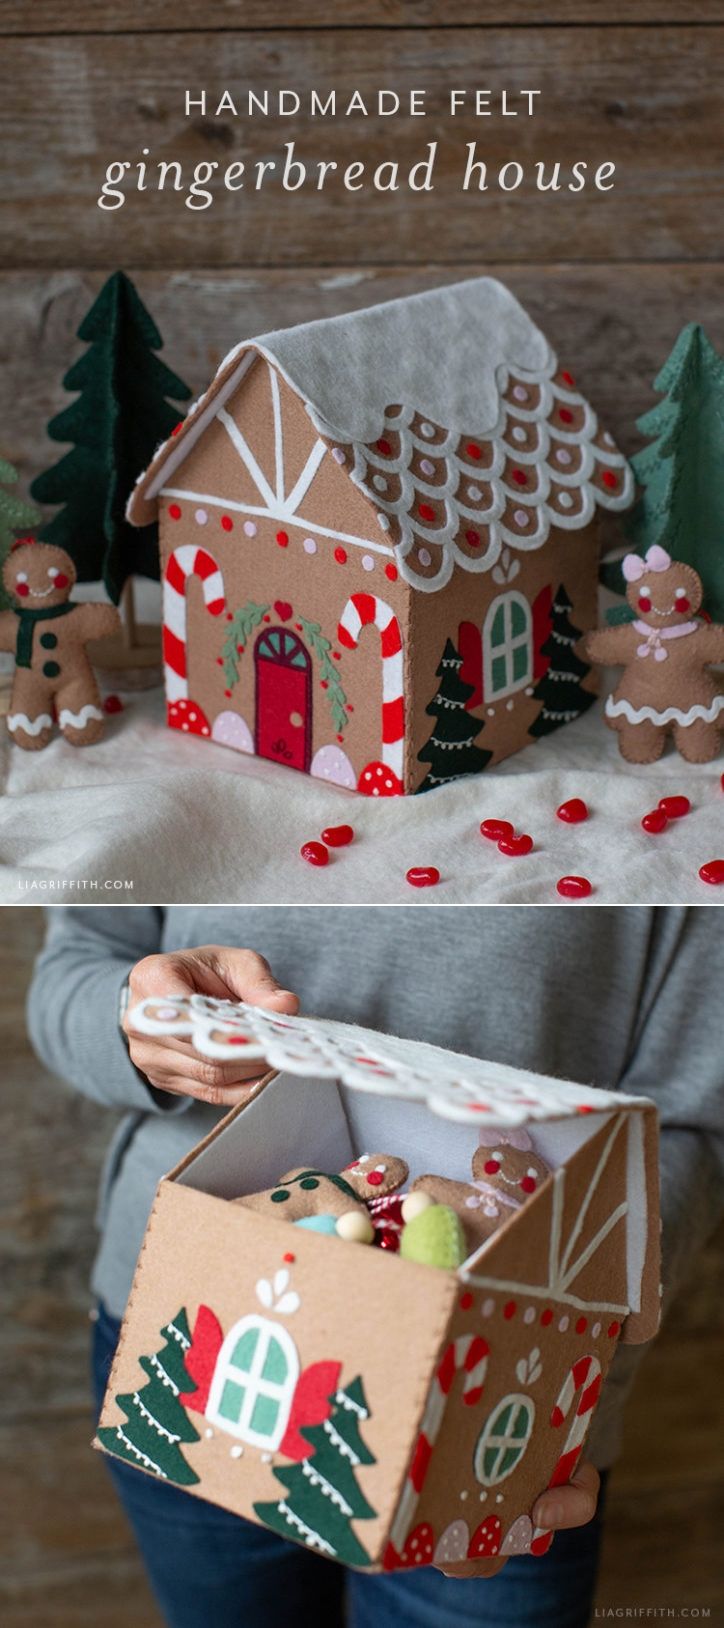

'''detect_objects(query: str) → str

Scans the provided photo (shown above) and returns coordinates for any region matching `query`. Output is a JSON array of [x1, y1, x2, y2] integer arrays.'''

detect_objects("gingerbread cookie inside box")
[[97, 1000, 660, 1574], [127, 278, 634, 794]]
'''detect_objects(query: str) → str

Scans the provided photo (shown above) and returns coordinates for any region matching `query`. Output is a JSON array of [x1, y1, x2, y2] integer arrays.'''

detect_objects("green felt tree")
[[417, 638, 492, 790], [528, 585, 594, 738], [0, 458, 40, 611], [31, 272, 191, 603], [98, 1308, 200, 1486], [603, 323, 724, 620], [254, 1376, 376, 1566]]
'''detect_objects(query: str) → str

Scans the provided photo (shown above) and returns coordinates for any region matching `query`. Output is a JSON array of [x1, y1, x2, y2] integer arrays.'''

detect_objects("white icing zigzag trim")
[[58, 704, 104, 729], [7, 712, 53, 735], [605, 694, 724, 728]]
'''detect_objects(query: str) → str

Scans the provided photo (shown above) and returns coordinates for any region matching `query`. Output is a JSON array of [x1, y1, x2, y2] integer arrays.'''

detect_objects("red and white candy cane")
[[163, 544, 226, 701], [337, 593, 405, 778], [384, 1334, 489, 1568], [530, 1353, 602, 1556]]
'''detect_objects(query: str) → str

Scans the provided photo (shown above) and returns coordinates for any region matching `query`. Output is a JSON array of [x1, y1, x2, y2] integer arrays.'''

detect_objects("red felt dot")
[[642, 809, 668, 834], [541, 1308, 553, 1326], [283, 1252, 295, 1263], [168, 503, 182, 520], [498, 833, 533, 857], [366, 1170, 384, 1187], [226, 613, 233, 621], [171, 422, 184, 436], [602, 470, 618, 489], [321, 824, 354, 847], [638, 595, 652, 613], [484, 1159, 501, 1175], [676, 596, 691, 613], [511, 468, 527, 486], [334, 547, 347, 564], [556, 798, 588, 824], [15, 582, 29, 597], [276, 530, 289, 547], [520, 1176, 537, 1194], [608, 1321, 621, 1339], [216, 657, 223, 666], [320, 680, 328, 690], [333, 651, 341, 660], [54, 573, 69, 590], [102, 694, 123, 715], [465, 528, 480, 547], [224, 689, 232, 698], [460, 1292, 474, 1310], [385, 563, 398, 581], [300, 841, 329, 867], [480, 818, 514, 841], [699, 859, 724, 886], [466, 441, 482, 460], [559, 407, 574, 424], [377, 437, 392, 455], [418, 502, 435, 521], [221, 515, 233, 531], [561, 370, 576, 387], [263, 615, 270, 624], [503, 1300, 517, 1320], [236, 644, 244, 654], [576, 1316, 588, 1334], [658, 795, 690, 818], [556, 875, 593, 899], [406, 866, 441, 888]]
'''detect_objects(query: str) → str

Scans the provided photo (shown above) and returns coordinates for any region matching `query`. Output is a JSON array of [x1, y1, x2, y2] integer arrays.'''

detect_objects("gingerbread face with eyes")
[[410, 1131, 551, 1254], [586, 546, 724, 764], [0, 538, 120, 750]]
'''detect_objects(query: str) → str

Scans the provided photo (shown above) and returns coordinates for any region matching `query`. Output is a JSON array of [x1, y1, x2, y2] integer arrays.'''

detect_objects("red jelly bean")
[[658, 795, 690, 819], [556, 798, 588, 824], [498, 833, 533, 857], [641, 809, 668, 834], [480, 818, 514, 841], [300, 841, 329, 867], [406, 866, 441, 888], [321, 824, 354, 847], [699, 859, 724, 886], [556, 875, 593, 899]]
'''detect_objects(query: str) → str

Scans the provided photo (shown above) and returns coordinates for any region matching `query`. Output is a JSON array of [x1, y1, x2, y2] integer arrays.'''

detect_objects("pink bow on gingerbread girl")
[[586, 546, 724, 763]]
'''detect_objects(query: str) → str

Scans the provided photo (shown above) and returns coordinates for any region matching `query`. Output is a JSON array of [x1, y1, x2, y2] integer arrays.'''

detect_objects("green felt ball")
[[400, 1203, 466, 1271]]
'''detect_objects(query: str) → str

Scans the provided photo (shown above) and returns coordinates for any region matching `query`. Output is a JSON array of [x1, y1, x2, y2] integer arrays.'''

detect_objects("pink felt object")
[[476, 1127, 533, 1152], [621, 545, 671, 582], [279, 1360, 342, 1460]]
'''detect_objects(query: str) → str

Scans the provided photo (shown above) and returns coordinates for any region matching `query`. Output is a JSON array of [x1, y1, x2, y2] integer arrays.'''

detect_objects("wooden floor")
[[1, 906, 722, 1625]]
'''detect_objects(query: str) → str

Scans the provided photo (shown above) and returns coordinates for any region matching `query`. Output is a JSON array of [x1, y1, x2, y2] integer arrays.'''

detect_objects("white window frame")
[[473, 1393, 536, 1486], [483, 591, 533, 701], [206, 1315, 299, 1450]]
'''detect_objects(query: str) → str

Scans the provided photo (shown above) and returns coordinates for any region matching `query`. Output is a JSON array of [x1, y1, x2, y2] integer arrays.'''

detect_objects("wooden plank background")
[[1, 907, 723, 1625]]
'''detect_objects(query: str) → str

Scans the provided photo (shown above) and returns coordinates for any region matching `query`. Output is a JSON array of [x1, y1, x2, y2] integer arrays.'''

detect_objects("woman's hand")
[[123, 945, 299, 1107], [436, 1459, 601, 1578]]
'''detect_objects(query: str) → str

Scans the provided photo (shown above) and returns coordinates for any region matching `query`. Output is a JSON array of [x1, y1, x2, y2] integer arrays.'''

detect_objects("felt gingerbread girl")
[[410, 1130, 551, 1255], [585, 545, 724, 764], [0, 538, 120, 750]]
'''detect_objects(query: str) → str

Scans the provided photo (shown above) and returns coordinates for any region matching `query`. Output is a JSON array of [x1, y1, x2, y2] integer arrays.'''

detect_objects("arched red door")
[[254, 626, 312, 771]]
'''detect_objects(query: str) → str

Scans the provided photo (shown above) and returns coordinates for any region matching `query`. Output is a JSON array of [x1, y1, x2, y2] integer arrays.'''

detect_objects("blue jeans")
[[92, 1302, 606, 1628]]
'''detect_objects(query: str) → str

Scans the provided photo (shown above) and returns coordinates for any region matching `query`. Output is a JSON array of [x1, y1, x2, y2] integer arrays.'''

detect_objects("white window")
[[483, 592, 533, 700], [206, 1316, 299, 1450], [473, 1394, 535, 1486]]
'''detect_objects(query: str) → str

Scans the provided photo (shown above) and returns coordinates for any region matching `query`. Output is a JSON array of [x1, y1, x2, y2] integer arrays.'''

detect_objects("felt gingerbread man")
[[585, 546, 724, 764], [0, 538, 120, 749], [410, 1130, 551, 1255]]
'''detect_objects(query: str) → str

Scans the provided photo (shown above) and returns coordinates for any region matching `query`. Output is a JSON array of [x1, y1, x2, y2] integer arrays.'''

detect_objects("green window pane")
[[289, 650, 307, 669], [510, 600, 527, 638], [219, 1379, 246, 1423], [491, 604, 506, 646], [231, 1329, 258, 1370], [491, 655, 507, 694], [496, 1403, 513, 1433], [512, 643, 529, 682], [482, 1446, 499, 1478], [250, 1392, 280, 1437], [499, 1445, 522, 1475], [512, 1406, 530, 1439], [261, 1338, 288, 1385]]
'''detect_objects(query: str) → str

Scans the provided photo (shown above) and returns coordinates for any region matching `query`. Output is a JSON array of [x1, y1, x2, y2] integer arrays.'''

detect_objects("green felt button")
[[42, 661, 61, 678], [40, 632, 58, 649]]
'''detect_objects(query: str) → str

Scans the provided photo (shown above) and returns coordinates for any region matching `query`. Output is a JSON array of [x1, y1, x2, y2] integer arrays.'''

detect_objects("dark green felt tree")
[[254, 1376, 376, 1567], [31, 272, 191, 603], [604, 323, 724, 620], [98, 1308, 200, 1486], [528, 585, 594, 738], [0, 457, 40, 611], [417, 638, 492, 790]]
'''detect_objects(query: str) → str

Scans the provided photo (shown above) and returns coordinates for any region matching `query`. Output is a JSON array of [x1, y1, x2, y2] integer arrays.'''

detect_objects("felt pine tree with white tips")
[[528, 585, 594, 737], [0, 458, 39, 612], [98, 1309, 200, 1486], [417, 638, 492, 789], [254, 1377, 376, 1566]]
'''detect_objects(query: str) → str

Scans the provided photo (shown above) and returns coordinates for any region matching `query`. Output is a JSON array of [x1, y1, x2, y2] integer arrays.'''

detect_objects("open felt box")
[[96, 998, 660, 1574]]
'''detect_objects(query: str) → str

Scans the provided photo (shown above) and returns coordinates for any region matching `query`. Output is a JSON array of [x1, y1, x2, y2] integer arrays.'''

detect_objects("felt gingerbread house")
[[97, 998, 660, 1573], [127, 279, 634, 794]]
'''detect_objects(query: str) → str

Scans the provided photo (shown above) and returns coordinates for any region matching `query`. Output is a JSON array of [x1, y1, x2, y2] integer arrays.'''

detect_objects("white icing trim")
[[605, 693, 724, 727], [58, 704, 103, 729], [218, 407, 277, 510], [269, 365, 285, 505], [7, 712, 53, 735], [160, 487, 395, 558], [283, 437, 328, 517]]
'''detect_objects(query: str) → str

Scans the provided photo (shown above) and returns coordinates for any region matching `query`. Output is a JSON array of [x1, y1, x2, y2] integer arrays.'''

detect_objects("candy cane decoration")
[[530, 1353, 602, 1556], [337, 594, 405, 778], [384, 1334, 489, 1569], [163, 544, 226, 701]]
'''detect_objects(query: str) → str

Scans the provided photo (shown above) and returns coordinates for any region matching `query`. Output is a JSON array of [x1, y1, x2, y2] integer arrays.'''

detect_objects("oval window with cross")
[[206, 1315, 299, 1450], [483, 591, 533, 700], [473, 1393, 535, 1486]]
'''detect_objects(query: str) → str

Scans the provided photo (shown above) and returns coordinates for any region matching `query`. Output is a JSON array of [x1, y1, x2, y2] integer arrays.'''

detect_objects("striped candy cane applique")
[[529, 1353, 602, 1556], [163, 544, 226, 704], [336, 593, 405, 788], [383, 1334, 489, 1570]]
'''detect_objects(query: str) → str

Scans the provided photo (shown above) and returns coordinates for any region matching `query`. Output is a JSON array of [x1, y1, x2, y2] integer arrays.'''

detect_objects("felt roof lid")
[[130, 996, 652, 1128], [128, 277, 634, 593]]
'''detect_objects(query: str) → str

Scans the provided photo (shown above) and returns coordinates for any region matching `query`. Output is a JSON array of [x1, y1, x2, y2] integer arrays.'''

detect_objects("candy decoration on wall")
[[97, 1308, 201, 1486], [529, 1353, 602, 1556], [337, 593, 405, 781], [417, 638, 492, 791], [163, 543, 226, 707], [383, 1333, 489, 1570], [253, 1376, 377, 1566]]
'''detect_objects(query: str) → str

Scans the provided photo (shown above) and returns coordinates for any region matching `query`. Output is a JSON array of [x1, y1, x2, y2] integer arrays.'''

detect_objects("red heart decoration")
[[274, 600, 293, 621]]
